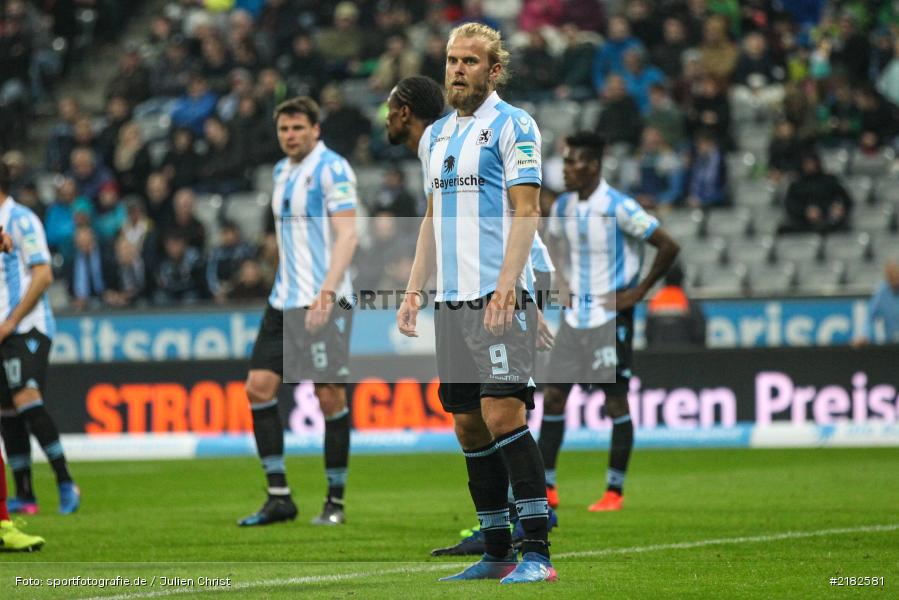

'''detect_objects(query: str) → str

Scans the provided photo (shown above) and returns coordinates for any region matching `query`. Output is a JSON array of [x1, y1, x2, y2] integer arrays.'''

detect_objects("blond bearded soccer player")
[[239, 97, 358, 527], [396, 24, 556, 583]]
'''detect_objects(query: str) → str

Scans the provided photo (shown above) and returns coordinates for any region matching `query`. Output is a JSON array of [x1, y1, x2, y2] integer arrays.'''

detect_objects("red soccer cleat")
[[546, 486, 560, 509], [588, 490, 623, 512]]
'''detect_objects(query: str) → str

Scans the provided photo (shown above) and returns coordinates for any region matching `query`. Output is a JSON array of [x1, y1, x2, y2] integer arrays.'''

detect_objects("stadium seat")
[[578, 100, 602, 131], [773, 234, 824, 264], [701, 207, 753, 239], [843, 175, 873, 205], [46, 280, 70, 312], [843, 263, 886, 294], [193, 193, 224, 247], [35, 172, 61, 205], [537, 100, 580, 139], [872, 175, 899, 206], [694, 263, 748, 296], [733, 179, 775, 208], [134, 113, 172, 143], [823, 232, 874, 263], [748, 262, 797, 296], [678, 237, 727, 267], [794, 261, 847, 296], [254, 164, 275, 195], [853, 203, 898, 234], [749, 205, 784, 237], [725, 236, 775, 267], [354, 165, 386, 206], [661, 209, 702, 240], [224, 192, 268, 243], [820, 147, 850, 175]]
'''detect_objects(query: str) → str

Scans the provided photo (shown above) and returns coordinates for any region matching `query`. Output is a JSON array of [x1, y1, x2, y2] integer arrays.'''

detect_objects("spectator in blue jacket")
[[170, 72, 218, 137], [206, 219, 255, 303], [44, 178, 81, 262], [686, 130, 727, 209], [854, 258, 899, 346], [620, 46, 666, 114], [621, 127, 685, 211], [67, 147, 114, 203], [592, 15, 642, 92]]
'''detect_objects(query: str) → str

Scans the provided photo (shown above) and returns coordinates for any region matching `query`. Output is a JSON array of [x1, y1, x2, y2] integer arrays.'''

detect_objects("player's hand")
[[0, 320, 15, 343], [397, 292, 421, 337], [0, 226, 13, 253], [305, 290, 335, 333], [484, 287, 515, 336], [536, 310, 554, 350], [614, 288, 644, 312]]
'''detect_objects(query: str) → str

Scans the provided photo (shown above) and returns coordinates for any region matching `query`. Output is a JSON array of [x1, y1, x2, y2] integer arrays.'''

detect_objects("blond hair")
[[447, 22, 511, 85]]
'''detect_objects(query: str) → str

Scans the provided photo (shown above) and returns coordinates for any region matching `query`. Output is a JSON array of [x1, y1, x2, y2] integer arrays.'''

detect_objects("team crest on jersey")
[[305, 175, 313, 187], [476, 128, 494, 146], [515, 143, 538, 168], [443, 155, 456, 172]]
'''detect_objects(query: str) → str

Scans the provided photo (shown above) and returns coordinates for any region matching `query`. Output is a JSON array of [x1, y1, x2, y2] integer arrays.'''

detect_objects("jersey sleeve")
[[499, 111, 542, 188], [11, 209, 51, 267], [614, 195, 659, 240], [322, 157, 358, 214], [419, 125, 432, 196]]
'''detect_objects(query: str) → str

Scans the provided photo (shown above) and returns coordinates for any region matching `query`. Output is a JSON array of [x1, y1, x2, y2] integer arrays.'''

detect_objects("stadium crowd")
[[1, 0, 898, 310]]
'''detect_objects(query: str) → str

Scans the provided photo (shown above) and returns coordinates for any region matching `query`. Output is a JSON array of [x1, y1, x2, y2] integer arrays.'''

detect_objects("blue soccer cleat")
[[7, 497, 39, 515], [238, 496, 297, 526], [438, 552, 518, 581], [500, 552, 558, 584], [58, 483, 80, 514]]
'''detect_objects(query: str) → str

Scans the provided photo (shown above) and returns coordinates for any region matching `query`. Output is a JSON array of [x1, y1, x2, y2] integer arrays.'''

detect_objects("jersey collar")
[[471, 91, 501, 119]]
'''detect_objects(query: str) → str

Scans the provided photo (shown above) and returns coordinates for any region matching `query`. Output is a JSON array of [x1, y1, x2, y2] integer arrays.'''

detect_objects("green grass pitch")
[[1, 447, 897, 598]]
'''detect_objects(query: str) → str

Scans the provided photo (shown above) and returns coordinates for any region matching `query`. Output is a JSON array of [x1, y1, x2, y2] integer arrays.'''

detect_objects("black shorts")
[[435, 290, 537, 414], [249, 302, 353, 383], [0, 329, 51, 408], [546, 308, 634, 397]]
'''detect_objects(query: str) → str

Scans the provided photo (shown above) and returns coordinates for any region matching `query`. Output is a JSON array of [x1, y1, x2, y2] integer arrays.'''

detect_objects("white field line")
[[78, 523, 899, 600]]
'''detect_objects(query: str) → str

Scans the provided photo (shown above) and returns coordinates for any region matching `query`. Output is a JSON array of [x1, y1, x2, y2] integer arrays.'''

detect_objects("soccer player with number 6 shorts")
[[239, 97, 358, 528], [396, 23, 556, 584]]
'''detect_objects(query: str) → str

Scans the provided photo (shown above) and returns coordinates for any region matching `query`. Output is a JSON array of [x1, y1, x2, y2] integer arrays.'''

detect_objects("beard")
[[446, 78, 490, 114], [387, 126, 407, 146]]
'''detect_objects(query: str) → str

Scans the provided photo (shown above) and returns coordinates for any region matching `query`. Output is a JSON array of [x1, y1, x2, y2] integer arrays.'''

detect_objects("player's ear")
[[488, 62, 502, 84]]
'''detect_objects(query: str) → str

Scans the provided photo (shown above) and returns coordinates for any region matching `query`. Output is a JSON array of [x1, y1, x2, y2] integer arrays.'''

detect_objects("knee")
[[482, 411, 520, 439], [12, 388, 41, 410], [542, 387, 567, 415], [245, 373, 276, 405], [454, 420, 491, 450], [315, 383, 346, 417], [604, 395, 630, 420]]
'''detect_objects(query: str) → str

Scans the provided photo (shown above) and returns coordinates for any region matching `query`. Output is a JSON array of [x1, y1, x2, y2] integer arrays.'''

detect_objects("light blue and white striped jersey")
[[420, 91, 542, 302], [0, 198, 55, 337], [268, 141, 357, 310], [548, 180, 658, 329]]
